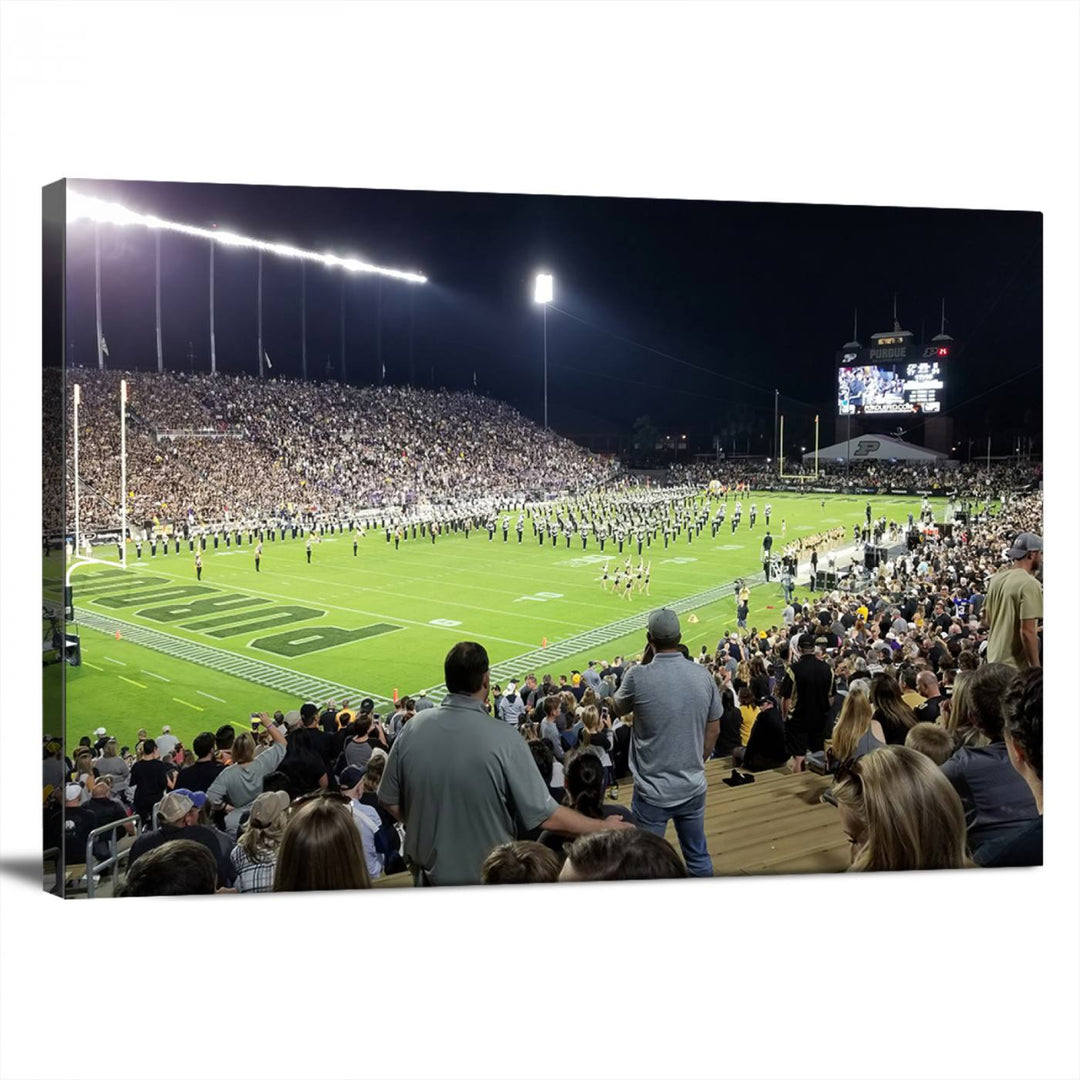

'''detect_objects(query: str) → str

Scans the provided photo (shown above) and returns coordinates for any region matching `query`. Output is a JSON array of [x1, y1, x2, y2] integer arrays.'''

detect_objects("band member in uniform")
[[394, 528, 402, 551], [502, 518, 509, 542], [195, 552, 203, 581], [136, 538, 143, 559], [749, 503, 757, 530], [765, 503, 772, 526], [305, 536, 313, 564], [516, 515, 524, 543], [254, 540, 263, 573], [354, 531, 360, 557]]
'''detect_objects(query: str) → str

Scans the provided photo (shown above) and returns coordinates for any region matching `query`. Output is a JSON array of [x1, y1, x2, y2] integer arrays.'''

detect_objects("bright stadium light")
[[533, 272, 554, 429], [67, 190, 428, 283], [534, 272, 554, 304]]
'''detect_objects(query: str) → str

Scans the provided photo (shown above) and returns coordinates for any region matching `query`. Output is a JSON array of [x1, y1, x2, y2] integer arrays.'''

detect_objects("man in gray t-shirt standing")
[[379, 642, 630, 886], [611, 608, 721, 876]]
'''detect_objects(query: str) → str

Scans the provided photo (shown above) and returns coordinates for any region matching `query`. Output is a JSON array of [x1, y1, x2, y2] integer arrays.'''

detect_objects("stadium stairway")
[[372, 758, 848, 886]]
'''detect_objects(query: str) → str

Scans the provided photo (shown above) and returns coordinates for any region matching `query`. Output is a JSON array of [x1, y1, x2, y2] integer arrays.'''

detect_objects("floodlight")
[[67, 190, 427, 283], [534, 272, 554, 304]]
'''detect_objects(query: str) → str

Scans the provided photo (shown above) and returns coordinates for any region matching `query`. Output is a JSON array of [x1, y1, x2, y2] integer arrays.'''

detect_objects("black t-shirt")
[[278, 750, 328, 798], [928, 640, 948, 671], [789, 656, 835, 732], [813, 628, 840, 653], [715, 705, 743, 756], [177, 760, 225, 793], [304, 727, 339, 773], [743, 704, 789, 770], [64, 806, 101, 864], [129, 822, 233, 887], [841, 612, 856, 629], [915, 697, 942, 724], [129, 759, 170, 816]]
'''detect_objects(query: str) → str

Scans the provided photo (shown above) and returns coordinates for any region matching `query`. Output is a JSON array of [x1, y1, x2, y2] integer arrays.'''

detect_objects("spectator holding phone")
[[207, 713, 286, 834]]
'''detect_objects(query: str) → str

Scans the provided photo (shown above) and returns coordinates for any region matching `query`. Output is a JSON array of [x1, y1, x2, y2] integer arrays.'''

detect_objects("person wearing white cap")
[[983, 532, 1042, 670], [155, 725, 180, 760]]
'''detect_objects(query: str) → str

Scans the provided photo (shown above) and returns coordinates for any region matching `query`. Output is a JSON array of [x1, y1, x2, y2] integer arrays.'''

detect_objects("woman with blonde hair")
[[578, 705, 615, 789], [940, 670, 990, 750], [829, 685, 886, 763], [831, 745, 970, 872]]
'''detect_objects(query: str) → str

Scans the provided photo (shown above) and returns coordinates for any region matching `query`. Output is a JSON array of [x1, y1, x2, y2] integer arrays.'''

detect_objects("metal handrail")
[[83, 814, 142, 899]]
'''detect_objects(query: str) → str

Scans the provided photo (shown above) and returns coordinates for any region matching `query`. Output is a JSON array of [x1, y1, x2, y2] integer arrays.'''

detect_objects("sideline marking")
[[82, 661, 104, 672], [196, 690, 226, 703], [118, 675, 147, 689], [172, 697, 205, 712], [142, 670, 171, 682], [105, 656, 126, 665]]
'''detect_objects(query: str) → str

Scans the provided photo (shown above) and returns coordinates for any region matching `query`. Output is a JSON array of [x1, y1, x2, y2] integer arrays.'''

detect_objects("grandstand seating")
[[373, 757, 845, 885]]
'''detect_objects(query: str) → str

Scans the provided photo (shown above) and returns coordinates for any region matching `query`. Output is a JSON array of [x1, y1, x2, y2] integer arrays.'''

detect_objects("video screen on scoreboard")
[[838, 361, 944, 415]]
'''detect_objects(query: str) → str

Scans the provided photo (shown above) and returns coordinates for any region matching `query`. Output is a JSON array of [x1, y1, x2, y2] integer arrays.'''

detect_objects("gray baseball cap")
[[1006, 533, 1043, 559], [647, 607, 681, 645]]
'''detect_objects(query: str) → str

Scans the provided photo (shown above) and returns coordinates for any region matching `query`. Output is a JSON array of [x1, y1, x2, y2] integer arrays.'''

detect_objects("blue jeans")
[[631, 788, 713, 877]]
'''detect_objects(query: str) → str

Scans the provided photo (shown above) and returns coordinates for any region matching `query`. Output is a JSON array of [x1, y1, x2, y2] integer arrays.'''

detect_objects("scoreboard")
[[837, 343, 950, 416]]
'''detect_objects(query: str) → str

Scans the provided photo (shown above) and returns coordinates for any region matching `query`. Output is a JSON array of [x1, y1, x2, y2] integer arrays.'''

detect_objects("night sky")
[[64, 179, 1042, 455]]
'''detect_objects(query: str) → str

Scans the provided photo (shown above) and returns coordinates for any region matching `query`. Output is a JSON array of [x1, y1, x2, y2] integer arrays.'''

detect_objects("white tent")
[[808, 433, 948, 463]]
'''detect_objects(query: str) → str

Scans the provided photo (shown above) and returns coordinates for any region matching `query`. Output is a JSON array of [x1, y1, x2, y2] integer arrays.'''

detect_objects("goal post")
[[778, 413, 820, 481]]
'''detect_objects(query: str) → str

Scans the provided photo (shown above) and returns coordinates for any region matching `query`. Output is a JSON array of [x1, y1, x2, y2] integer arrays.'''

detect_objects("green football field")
[[46, 492, 943, 754]]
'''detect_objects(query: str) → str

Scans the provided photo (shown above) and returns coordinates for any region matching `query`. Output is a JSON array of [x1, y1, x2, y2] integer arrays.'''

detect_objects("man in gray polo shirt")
[[379, 642, 631, 886], [611, 608, 721, 876]]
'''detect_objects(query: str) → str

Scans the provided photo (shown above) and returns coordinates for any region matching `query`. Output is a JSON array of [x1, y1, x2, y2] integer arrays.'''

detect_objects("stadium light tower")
[[534, 273, 554, 430]]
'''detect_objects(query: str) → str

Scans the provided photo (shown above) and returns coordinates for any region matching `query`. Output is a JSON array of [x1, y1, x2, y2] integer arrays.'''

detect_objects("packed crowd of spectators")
[[666, 458, 1040, 497], [46, 483, 1043, 893], [47, 369, 1045, 892], [60, 369, 619, 531]]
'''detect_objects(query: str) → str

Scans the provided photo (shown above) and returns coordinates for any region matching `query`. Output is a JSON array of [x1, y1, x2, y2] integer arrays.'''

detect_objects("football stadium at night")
[[42, 179, 1043, 896]]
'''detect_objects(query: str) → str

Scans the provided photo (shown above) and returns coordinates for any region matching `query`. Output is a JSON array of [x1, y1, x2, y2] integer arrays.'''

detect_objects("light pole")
[[257, 250, 264, 379], [155, 232, 164, 373], [120, 379, 128, 568], [209, 238, 217, 375], [73, 383, 81, 555], [534, 273, 553, 430], [94, 224, 104, 370]]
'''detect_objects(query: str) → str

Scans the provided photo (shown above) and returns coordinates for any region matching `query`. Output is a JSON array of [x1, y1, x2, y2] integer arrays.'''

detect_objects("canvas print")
[[41, 180, 1043, 897]]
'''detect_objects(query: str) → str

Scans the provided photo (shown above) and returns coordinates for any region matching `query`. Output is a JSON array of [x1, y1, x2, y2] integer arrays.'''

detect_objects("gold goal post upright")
[[778, 413, 820, 481]]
